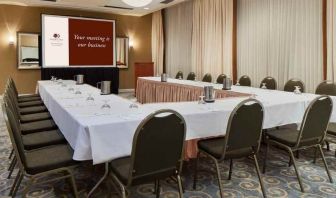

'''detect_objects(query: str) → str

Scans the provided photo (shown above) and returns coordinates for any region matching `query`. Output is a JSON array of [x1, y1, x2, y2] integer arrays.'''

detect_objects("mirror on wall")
[[17, 32, 41, 69], [116, 37, 129, 68]]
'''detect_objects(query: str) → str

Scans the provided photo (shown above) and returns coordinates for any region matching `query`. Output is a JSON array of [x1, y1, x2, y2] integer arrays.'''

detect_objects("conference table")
[[38, 77, 336, 195]]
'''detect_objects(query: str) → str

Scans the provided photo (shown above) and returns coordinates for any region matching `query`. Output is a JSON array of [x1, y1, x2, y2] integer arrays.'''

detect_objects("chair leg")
[[288, 149, 305, 192], [228, 159, 233, 180], [193, 152, 200, 190], [318, 144, 333, 183], [262, 142, 269, 174], [68, 172, 79, 198], [7, 157, 17, 179], [7, 155, 16, 171], [214, 160, 224, 198], [177, 174, 184, 198], [296, 150, 299, 159], [326, 141, 330, 151], [8, 149, 14, 159], [313, 147, 318, 164], [117, 185, 126, 198], [9, 170, 21, 196], [12, 171, 24, 197], [253, 155, 267, 198], [155, 180, 160, 198]]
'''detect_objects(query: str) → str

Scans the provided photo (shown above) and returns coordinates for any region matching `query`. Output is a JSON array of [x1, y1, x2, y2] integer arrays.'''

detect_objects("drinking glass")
[[129, 102, 139, 109], [236, 80, 240, 86], [294, 86, 302, 94], [261, 83, 267, 89], [68, 86, 75, 92], [198, 95, 205, 104], [101, 99, 111, 109], [86, 93, 94, 101], [74, 87, 82, 95]]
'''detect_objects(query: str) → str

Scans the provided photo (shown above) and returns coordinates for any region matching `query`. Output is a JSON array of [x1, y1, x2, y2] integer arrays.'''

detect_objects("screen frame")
[[41, 14, 116, 68]]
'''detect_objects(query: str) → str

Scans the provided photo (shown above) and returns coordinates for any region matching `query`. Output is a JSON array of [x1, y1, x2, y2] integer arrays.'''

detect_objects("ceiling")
[[0, 0, 186, 16]]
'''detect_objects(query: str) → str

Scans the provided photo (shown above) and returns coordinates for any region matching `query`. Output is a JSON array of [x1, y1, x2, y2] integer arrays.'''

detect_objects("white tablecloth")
[[38, 79, 336, 164]]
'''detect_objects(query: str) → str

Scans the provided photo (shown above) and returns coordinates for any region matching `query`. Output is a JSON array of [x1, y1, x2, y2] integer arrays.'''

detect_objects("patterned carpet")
[[1, 96, 336, 197]]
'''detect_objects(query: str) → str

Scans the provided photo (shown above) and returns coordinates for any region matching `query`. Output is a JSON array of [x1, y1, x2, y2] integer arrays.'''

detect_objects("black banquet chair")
[[187, 72, 196, 81], [216, 74, 226, 84], [175, 71, 183, 79], [193, 99, 266, 198], [2, 103, 79, 197], [315, 81, 336, 155], [202, 73, 212, 83], [109, 109, 186, 198], [238, 75, 251, 86], [260, 76, 277, 90], [263, 95, 333, 193], [315, 80, 336, 96], [284, 78, 305, 93]]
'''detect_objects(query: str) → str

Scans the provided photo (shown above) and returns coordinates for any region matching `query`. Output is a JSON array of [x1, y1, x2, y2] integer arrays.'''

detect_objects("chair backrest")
[[216, 74, 227, 84], [296, 95, 332, 147], [202, 73, 212, 82], [220, 99, 264, 160], [7, 77, 19, 96], [128, 109, 186, 185], [315, 81, 336, 96], [238, 75, 251, 86], [187, 72, 196, 80], [2, 103, 26, 171], [284, 78, 305, 93], [175, 71, 183, 79], [3, 94, 21, 122], [260, 76, 277, 90]]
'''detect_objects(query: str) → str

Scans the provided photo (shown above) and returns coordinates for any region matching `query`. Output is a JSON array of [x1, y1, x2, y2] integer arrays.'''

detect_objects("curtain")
[[152, 10, 164, 76], [237, 0, 323, 93], [165, 1, 193, 78], [192, 0, 234, 80], [327, 0, 336, 81]]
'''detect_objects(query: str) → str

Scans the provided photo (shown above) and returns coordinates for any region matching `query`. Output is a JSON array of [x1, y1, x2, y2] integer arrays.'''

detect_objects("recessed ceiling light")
[[144, 7, 150, 10]]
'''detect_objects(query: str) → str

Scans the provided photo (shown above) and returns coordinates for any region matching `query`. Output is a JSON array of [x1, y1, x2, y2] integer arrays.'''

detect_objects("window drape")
[[164, 1, 193, 78], [164, 0, 233, 80], [327, 0, 336, 81], [237, 0, 323, 92], [152, 10, 164, 76], [191, 0, 233, 80]]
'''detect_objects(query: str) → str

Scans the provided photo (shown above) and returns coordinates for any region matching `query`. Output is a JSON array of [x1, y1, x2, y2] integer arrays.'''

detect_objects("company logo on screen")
[[50, 33, 63, 46]]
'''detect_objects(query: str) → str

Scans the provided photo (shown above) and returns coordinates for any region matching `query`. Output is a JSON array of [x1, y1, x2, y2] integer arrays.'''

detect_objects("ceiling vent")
[[160, 0, 174, 4], [104, 5, 134, 10]]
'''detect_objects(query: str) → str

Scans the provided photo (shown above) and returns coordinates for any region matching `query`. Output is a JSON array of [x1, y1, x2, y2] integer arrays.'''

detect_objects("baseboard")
[[119, 89, 135, 93]]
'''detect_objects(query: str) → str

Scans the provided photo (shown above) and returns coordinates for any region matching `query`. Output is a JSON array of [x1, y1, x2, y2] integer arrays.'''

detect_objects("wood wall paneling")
[[0, 5, 152, 94]]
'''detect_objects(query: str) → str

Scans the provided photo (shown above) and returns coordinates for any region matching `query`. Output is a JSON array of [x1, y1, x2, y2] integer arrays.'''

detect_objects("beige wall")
[[0, 5, 152, 94]]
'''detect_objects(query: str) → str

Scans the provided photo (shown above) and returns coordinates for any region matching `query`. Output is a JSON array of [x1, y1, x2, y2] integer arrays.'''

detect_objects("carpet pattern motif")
[[1, 105, 336, 197]]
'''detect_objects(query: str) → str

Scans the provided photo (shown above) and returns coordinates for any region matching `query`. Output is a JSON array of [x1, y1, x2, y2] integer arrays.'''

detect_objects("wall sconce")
[[129, 39, 134, 48], [8, 35, 15, 45]]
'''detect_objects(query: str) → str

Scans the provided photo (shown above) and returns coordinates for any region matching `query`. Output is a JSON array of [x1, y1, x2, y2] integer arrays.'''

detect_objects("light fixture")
[[122, 0, 152, 7], [8, 35, 15, 45], [129, 39, 134, 48]]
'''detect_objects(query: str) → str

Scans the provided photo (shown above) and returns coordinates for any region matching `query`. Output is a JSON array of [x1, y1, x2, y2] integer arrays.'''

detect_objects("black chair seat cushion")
[[18, 100, 44, 108], [18, 97, 41, 103], [110, 156, 131, 185], [19, 105, 48, 115], [18, 94, 40, 99], [22, 129, 66, 150], [327, 123, 336, 136], [21, 119, 57, 134], [198, 137, 253, 159], [266, 128, 320, 147], [25, 144, 76, 175], [20, 112, 52, 123]]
